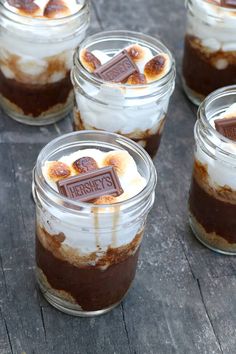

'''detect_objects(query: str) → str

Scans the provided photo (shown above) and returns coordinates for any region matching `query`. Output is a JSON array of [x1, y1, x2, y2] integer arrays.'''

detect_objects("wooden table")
[[1, 1, 236, 353]]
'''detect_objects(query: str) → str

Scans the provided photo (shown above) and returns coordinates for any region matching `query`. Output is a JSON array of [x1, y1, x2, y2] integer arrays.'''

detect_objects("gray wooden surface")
[[0, 1, 235, 353]]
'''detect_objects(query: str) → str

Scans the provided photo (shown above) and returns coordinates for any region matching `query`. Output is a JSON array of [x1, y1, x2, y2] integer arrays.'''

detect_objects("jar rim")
[[197, 85, 236, 159], [33, 130, 157, 214], [0, 0, 89, 27], [73, 30, 175, 91]]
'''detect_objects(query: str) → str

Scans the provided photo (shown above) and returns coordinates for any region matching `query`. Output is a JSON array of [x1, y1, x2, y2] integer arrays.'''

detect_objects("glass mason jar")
[[71, 30, 175, 158], [182, 0, 236, 106], [32, 130, 157, 316], [0, 0, 90, 125], [189, 85, 236, 255]]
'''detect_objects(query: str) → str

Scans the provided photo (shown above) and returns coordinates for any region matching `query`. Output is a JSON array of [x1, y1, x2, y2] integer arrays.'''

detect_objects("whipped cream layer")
[[0, 47, 74, 84], [188, 0, 236, 52], [76, 89, 169, 135], [75, 44, 173, 134], [0, 1, 87, 83], [38, 148, 147, 257], [196, 103, 236, 190]]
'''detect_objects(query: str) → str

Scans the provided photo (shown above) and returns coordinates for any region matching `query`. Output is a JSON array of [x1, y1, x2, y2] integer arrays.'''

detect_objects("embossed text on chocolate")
[[57, 166, 123, 202], [101, 58, 134, 81], [94, 50, 138, 83]]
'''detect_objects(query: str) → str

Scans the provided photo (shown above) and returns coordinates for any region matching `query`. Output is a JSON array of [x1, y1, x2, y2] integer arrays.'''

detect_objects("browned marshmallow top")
[[43, 148, 147, 204], [5, 0, 82, 18], [79, 43, 171, 84]]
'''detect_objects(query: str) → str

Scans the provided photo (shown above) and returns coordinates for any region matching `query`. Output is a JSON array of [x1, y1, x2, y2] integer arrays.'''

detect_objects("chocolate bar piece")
[[57, 166, 123, 202], [94, 50, 138, 83], [221, 0, 236, 8], [215, 117, 236, 141]]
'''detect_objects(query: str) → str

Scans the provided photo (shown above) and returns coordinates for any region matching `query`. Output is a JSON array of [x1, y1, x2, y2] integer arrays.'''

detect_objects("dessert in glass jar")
[[33, 130, 157, 316], [182, 0, 236, 105], [189, 85, 236, 254], [0, 0, 89, 125], [71, 30, 175, 158]]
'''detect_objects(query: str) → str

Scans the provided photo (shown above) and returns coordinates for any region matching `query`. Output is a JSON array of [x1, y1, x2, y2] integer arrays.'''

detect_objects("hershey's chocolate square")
[[215, 117, 236, 141], [57, 166, 123, 202], [221, 0, 236, 8], [94, 50, 138, 83]]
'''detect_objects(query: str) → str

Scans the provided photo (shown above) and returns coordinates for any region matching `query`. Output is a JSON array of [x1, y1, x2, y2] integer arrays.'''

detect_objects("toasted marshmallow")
[[126, 72, 147, 85], [43, 161, 72, 183], [119, 175, 147, 201], [7, 0, 41, 16], [72, 156, 98, 174], [94, 195, 117, 205], [80, 48, 101, 73], [144, 53, 170, 82], [126, 44, 153, 73], [44, 0, 69, 18], [60, 149, 105, 168], [5, 0, 82, 18], [91, 50, 111, 65], [102, 150, 137, 179]]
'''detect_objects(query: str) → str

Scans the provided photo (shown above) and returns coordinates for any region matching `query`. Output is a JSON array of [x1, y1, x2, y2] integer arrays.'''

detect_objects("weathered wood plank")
[[41, 305, 130, 354], [0, 257, 12, 354], [0, 248, 47, 354], [140, 190, 192, 281], [0, 144, 27, 250], [0, 310, 12, 354], [122, 276, 222, 354], [199, 277, 236, 354], [10, 143, 44, 246], [0, 143, 45, 250]]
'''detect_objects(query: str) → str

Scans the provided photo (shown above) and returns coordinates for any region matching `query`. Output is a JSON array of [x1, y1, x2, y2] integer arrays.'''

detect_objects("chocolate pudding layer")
[[189, 160, 236, 251], [183, 35, 236, 98], [36, 227, 142, 311], [0, 70, 72, 117], [73, 109, 165, 158], [132, 132, 162, 159], [189, 175, 236, 243]]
